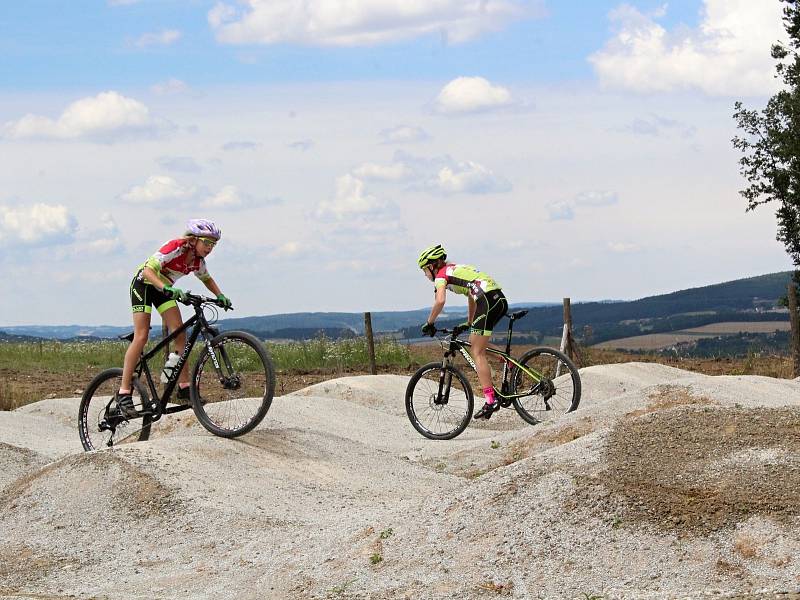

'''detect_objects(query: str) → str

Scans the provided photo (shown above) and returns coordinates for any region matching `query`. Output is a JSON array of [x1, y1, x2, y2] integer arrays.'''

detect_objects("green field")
[[0, 336, 411, 410]]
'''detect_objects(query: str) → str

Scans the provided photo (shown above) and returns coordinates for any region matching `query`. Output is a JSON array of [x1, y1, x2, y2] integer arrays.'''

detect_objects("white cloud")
[[119, 175, 195, 204], [202, 185, 243, 208], [352, 161, 413, 182], [99, 213, 118, 236], [546, 200, 575, 221], [547, 190, 618, 221], [590, 1, 784, 96], [288, 139, 314, 151], [156, 156, 203, 173], [574, 190, 619, 207], [85, 213, 123, 255], [222, 140, 261, 151], [316, 174, 391, 219], [608, 241, 640, 253], [87, 238, 124, 254], [379, 125, 430, 144], [2, 91, 167, 141], [208, 0, 536, 47], [0, 204, 77, 247], [201, 185, 281, 210], [617, 114, 696, 138], [108, 0, 140, 5], [151, 78, 189, 96], [134, 29, 182, 48], [434, 76, 513, 114], [270, 241, 302, 259], [348, 151, 511, 196], [435, 160, 511, 194]]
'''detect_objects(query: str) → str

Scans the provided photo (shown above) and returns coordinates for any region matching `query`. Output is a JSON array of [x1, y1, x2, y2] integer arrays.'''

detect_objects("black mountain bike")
[[405, 310, 581, 440], [78, 293, 276, 451]]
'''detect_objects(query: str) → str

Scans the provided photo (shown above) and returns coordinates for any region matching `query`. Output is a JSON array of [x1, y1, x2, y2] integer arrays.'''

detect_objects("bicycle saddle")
[[509, 310, 529, 321]]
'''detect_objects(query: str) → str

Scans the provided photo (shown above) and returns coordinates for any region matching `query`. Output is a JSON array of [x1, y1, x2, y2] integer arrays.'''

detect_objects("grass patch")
[[266, 336, 410, 371], [328, 578, 357, 596], [0, 335, 412, 410]]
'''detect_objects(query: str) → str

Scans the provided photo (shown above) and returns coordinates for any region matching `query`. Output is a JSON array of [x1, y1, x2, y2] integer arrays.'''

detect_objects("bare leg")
[[121, 311, 152, 391], [160, 306, 189, 386], [470, 333, 493, 391]]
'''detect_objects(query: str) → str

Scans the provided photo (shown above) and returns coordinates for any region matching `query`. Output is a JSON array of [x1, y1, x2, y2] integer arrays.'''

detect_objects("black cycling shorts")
[[130, 270, 176, 315], [471, 289, 508, 336]]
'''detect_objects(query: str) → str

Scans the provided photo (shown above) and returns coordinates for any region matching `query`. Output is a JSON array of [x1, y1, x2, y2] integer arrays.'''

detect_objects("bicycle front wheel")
[[511, 347, 581, 426], [191, 331, 276, 438], [78, 368, 152, 451], [405, 362, 474, 440]]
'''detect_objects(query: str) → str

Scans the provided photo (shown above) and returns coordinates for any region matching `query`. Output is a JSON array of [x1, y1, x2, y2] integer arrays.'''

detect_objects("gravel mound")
[[1, 362, 799, 599]]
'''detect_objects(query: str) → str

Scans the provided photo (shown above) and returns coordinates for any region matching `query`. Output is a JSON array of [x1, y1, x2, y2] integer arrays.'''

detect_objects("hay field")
[[594, 332, 707, 351], [683, 321, 792, 334], [596, 321, 791, 351]]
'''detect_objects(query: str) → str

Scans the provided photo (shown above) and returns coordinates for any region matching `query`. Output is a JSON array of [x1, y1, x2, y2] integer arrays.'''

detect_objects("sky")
[[0, 0, 793, 326]]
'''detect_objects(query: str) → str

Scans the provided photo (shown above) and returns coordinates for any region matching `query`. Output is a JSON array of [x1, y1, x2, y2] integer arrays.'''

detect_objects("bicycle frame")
[[439, 315, 546, 401], [134, 302, 221, 420]]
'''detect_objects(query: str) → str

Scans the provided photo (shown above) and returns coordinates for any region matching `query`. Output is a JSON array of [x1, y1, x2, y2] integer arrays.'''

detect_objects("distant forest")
[[399, 271, 794, 344], [653, 331, 791, 358]]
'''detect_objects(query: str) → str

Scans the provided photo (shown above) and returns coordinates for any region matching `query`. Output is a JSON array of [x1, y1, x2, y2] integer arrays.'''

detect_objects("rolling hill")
[[1, 271, 794, 343]]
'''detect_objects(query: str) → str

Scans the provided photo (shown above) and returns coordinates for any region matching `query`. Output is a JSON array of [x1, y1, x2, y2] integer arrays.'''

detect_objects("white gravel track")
[[1, 363, 799, 600]]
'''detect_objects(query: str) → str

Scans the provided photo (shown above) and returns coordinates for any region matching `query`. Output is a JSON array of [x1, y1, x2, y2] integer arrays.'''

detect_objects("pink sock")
[[483, 386, 496, 405]]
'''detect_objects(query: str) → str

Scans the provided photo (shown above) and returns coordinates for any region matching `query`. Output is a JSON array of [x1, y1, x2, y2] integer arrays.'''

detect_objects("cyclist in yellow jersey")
[[418, 244, 509, 420]]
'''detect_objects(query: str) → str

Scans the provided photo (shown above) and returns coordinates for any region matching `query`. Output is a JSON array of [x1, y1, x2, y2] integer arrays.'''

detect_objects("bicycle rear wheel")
[[191, 331, 276, 438], [511, 347, 581, 425], [405, 362, 474, 440], [78, 368, 152, 451]]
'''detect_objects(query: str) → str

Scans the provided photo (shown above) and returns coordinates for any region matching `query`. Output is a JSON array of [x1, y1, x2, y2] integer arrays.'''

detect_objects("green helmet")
[[418, 244, 447, 268]]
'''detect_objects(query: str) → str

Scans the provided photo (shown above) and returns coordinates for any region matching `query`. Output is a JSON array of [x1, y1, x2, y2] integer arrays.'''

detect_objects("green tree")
[[733, 0, 800, 285]]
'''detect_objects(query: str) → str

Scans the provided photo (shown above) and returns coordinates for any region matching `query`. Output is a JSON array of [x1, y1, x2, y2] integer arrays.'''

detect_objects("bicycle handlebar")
[[179, 292, 234, 311], [432, 324, 469, 338]]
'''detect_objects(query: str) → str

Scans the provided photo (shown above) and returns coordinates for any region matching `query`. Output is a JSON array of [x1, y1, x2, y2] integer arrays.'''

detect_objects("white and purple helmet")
[[185, 218, 221, 240]]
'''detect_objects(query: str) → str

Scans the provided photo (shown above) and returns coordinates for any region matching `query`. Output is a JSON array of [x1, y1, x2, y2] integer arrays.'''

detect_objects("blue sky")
[[0, 0, 792, 326], [2, 0, 701, 88]]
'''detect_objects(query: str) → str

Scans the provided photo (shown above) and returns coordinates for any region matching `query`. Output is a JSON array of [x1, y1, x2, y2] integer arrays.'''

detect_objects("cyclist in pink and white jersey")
[[116, 219, 231, 418], [418, 244, 508, 420]]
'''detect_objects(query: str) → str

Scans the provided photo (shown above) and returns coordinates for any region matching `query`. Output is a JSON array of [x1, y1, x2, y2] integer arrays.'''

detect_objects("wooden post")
[[562, 297, 583, 367], [364, 312, 377, 375], [563, 298, 574, 361], [789, 283, 800, 378]]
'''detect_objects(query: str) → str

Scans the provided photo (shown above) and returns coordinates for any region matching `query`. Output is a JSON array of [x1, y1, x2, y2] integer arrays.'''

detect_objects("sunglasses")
[[198, 237, 217, 248]]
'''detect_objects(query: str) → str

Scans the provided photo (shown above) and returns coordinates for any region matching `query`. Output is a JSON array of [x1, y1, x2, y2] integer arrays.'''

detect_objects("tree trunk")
[[789, 284, 800, 378]]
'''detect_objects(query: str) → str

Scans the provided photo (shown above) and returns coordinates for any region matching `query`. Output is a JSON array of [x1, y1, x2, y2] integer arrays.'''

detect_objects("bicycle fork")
[[435, 360, 453, 405], [203, 334, 241, 390]]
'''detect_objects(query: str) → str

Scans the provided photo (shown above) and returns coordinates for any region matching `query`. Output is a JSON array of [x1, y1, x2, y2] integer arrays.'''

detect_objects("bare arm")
[[426, 286, 447, 324], [142, 266, 167, 290], [201, 276, 222, 297]]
